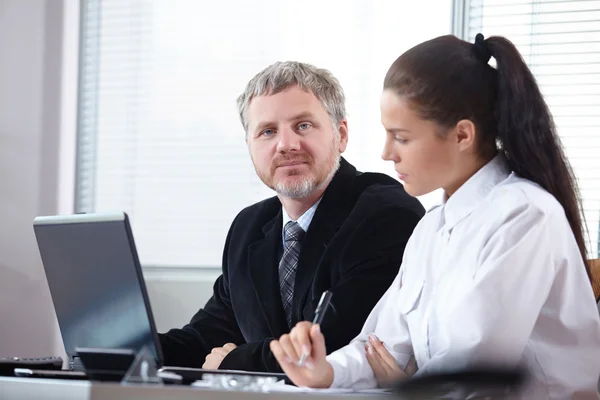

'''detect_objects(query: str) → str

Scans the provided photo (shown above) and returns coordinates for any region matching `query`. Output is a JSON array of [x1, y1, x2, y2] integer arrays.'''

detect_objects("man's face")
[[246, 86, 348, 199]]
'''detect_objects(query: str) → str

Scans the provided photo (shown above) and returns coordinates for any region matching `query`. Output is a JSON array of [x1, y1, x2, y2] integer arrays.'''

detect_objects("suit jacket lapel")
[[247, 211, 290, 336], [292, 159, 356, 323]]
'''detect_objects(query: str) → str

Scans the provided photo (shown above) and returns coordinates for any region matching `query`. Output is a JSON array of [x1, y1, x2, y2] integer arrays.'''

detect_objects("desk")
[[0, 377, 386, 400]]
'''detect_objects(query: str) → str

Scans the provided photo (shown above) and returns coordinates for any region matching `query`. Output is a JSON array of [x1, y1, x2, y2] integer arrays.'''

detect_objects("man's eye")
[[298, 123, 311, 130]]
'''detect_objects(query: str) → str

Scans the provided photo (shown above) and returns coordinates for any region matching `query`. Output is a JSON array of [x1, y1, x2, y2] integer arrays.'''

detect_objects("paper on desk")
[[191, 380, 212, 388], [266, 384, 354, 394], [191, 379, 392, 395], [266, 381, 392, 395], [354, 388, 394, 394], [190, 379, 352, 393]]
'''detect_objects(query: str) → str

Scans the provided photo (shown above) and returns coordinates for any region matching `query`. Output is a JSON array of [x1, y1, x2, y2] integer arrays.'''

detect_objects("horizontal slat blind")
[[466, 0, 600, 257], [75, 0, 453, 267]]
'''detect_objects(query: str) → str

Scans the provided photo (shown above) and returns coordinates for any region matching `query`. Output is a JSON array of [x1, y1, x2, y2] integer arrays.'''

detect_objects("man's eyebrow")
[[252, 112, 318, 133], [253, 120, 275, 133], [288, 111, 317, 121], [386, 128, 411, 134]]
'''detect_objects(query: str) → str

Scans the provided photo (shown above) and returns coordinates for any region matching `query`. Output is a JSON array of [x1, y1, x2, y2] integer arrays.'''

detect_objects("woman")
[[269, 34, 600, 398]]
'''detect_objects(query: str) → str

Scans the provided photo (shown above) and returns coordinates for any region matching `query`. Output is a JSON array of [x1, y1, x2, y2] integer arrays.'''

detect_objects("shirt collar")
[[439, 154, 511, 232], [282, 197, 323, 238]]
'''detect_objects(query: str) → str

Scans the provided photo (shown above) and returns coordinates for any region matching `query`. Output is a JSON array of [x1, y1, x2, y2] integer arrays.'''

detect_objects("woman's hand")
[[365, 334, 416, 387], [270, 321, 334, 388]]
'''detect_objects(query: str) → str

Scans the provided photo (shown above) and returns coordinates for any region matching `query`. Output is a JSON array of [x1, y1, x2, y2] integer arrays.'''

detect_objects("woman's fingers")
[[278, 333, 301, 363], [369, 335, 403, 373], [405, 354, 418, 376], [365, 342, 389, 378], [290, 321, 313, 362], [308, 324, 327, 361], [270, 340, 290, 364], [270, 339, 335, 388], [270, 340, 301, 375]]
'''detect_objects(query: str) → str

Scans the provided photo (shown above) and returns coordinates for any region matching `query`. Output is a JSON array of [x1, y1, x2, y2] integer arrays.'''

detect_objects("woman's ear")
[[454, 119, 477, 152]]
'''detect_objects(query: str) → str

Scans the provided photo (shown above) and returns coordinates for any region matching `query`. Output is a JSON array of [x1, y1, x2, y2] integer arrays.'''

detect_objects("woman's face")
[[380, 89, 463, 197]]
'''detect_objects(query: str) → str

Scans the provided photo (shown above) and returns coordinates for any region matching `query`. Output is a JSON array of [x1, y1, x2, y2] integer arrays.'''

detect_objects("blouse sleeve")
[[327, 268, 415, 389]]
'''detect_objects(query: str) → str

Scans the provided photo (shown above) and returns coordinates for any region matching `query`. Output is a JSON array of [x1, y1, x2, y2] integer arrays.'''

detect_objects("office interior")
[[0, 0, 599, 394]]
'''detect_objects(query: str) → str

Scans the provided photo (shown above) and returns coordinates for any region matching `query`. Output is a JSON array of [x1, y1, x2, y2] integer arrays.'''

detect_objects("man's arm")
[[159, 276, 245, 367], [159, 216, 245, 368], [219, 204, 423, 372]]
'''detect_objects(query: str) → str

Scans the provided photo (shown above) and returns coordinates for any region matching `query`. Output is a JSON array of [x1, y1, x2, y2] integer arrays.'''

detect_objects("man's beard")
[[255, 136, 341, 199], [273, 150, 341, 199]]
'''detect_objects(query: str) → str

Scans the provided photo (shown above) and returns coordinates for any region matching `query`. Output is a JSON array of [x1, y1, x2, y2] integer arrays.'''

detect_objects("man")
[[159, 61, 425, 372]]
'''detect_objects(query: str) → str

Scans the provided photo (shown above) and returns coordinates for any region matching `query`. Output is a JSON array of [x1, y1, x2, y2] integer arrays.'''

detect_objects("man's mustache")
[[272, 155, 312, 168]]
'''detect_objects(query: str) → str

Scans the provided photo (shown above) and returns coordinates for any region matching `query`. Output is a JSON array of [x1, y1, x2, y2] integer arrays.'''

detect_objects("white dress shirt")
[[281, 197, 322, 246], [327, 155, 600, 398]]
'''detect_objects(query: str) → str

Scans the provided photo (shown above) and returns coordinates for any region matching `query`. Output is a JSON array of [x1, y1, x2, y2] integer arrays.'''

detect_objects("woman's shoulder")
[[473, 174, 575, 254], [490, 173, 566, 221]]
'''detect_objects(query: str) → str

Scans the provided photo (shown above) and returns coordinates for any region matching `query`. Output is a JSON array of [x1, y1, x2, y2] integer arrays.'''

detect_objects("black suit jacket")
[[159, 158, 425, 371]]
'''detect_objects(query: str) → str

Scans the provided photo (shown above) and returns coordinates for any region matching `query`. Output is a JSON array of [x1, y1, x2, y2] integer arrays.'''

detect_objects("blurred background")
[[0, 0, 598, 361]]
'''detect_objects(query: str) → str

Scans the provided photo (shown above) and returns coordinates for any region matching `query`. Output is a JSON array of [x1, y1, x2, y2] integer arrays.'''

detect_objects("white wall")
[[0, 0, 61, 358], [143, 268, 219, 333], [0, 0, 79, 361]]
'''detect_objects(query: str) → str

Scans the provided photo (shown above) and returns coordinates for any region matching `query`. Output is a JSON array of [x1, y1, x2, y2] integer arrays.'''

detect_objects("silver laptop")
[[33, 212, 164, 370]]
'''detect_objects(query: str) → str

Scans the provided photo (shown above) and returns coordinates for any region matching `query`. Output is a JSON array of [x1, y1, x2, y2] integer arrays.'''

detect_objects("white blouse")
[[327, 155, 600, 399]]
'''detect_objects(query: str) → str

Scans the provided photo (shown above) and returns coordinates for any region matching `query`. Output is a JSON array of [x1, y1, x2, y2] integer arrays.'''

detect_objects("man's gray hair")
[[237, 61, 347, 133]]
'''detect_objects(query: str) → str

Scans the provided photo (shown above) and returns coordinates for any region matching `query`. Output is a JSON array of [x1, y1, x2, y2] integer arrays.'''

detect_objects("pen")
[[298, 290, 333, 367]]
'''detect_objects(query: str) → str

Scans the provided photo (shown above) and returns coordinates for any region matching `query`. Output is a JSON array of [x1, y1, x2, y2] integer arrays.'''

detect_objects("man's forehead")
[[247, 90, 326, 128], [249, 87, 318, 109]]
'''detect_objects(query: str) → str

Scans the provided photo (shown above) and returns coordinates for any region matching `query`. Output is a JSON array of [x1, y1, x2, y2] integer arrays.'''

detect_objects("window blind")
[[462, 0, 600, 257], [75, 0, 452, 268]]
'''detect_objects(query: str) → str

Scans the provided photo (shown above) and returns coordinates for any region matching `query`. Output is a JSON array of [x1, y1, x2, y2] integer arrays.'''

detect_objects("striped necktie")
[[279, 221, 305, 327]]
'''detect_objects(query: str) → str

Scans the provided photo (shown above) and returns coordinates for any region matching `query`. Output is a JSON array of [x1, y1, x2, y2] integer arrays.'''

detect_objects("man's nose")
[[276, 127, 301, 152]]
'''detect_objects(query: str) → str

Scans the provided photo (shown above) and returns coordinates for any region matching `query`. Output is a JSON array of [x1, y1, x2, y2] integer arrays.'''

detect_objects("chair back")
[[589, 258, 600, 301]]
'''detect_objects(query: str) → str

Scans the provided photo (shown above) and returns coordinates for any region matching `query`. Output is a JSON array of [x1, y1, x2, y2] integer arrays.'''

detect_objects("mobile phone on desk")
[[13, 368, 88, 380]]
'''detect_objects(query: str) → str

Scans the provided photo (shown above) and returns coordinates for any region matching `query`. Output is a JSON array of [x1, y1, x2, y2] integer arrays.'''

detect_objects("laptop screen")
[[33, 212, 163, 368]]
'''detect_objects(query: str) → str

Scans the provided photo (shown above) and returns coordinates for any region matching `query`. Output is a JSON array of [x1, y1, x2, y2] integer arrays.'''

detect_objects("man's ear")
[[337, 119, 349, 153]]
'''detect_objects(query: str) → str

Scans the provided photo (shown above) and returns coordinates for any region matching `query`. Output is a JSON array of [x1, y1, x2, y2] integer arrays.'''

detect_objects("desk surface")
[[0, 376, 387, 400]]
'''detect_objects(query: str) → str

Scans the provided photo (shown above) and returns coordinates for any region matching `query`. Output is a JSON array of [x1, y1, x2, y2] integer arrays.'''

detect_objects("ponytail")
[[485, 36, 589, 278], [383, 34, 590, 279]]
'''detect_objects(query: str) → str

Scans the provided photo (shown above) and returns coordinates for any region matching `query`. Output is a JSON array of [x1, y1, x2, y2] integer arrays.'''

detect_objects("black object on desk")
[[13, 368, 87, 380], [0, 356, 63, 376], [394, 366, 528, 399], [1, 350, 136, 382], [76, 347, 136, 382]]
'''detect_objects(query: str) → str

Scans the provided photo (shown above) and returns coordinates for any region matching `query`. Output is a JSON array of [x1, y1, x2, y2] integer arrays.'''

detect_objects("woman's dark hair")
[[383, 34, 590, 279]]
